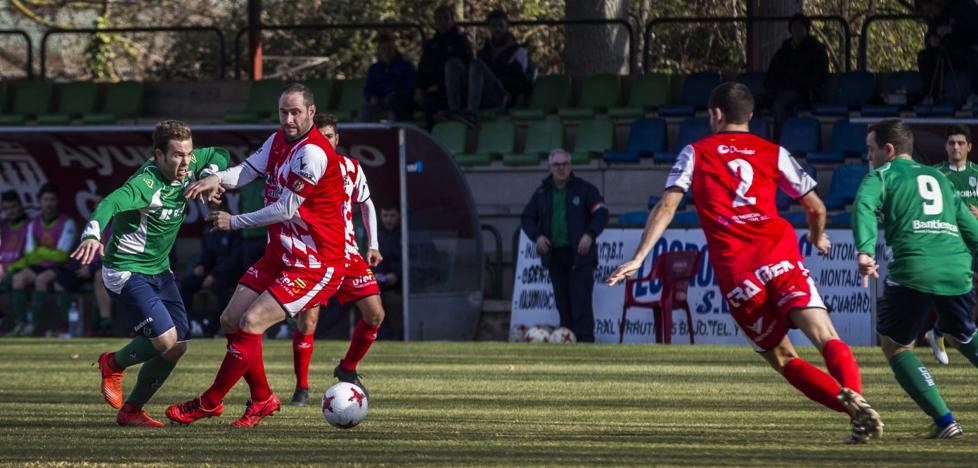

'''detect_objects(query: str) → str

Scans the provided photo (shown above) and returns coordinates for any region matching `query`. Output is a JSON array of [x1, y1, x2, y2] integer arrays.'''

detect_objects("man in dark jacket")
[[521, 149, 608, 342], [761, 13, 828, 130], [447, 9, 534, 127], [180, 202, 242, 337], [359, 33, 417, 122], [916, 0, 978, 104], [417, 4, 473, 129]]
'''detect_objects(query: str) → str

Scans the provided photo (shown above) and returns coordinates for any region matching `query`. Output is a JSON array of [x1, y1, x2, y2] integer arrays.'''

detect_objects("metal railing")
[[233, 22, 426, 80], [41, 26, 226, 80], [481, 224, 503, 299], [858, 14, 923, 71], [0, 29, 32, 78], [459, 18, 636, 74], [644, 15, 852, 73]]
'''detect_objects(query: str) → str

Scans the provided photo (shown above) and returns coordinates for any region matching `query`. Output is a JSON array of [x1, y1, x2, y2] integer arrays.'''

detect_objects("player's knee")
[[237, 312, 266, 333], [151, 332, 178, 353], [163, 341, 188, 361], [363, 307, 384, 327], [219, 312, 238, 333], [297, 316, 317, 334]]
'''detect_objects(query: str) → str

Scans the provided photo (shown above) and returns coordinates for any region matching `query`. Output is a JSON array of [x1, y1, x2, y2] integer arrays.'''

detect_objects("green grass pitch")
[[1, 338, 977, 465]]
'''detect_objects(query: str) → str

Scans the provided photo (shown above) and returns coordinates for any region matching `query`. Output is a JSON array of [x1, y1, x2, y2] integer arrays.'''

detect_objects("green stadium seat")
[[558, 74, 621, 120], [0, 81, 53, 125], [37, 81, 98, 125], [431, 121, 467, 155], [0, 82, 8, 114], [510, 75, 571, 120], [571, 119, 613, 165], [608, 73, 670, 119], [224, 79, 284, 123], [307, 79, 335, 113], [81, 81, 144, 124], [503, 120, 564, 166], [455, 121, 515, 167], [324, 78, 366, 121]]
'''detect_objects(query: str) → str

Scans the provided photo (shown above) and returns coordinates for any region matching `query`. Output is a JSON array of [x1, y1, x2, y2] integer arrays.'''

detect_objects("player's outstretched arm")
[[798, 191, 829, 255], [606, 187, 683, 286], [71, 239, 104, 265]]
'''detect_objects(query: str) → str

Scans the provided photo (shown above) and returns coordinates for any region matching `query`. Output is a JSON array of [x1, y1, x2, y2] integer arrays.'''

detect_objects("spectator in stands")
[[181, 200, 241, 337], [6, 183, 77, 336], [761, 13, 828, 132], [359, 33, 417, 123], [0, 190, 29, 335], [521, 149, 608, 342], [53, 186, 115, 336], [446, 9, 535, 127], [375, 202, 404, 339], [916, 0, 978, 105], [417, 4, 474, 129]]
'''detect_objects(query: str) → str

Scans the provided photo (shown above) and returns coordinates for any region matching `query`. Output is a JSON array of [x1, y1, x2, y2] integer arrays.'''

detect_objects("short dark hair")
[[1, 190, 20, 203], [314, 113, 338, 129], [487, 9, 508, 22], [434, 4, 453, 16], [946, 124, 972, 144], [152, 120, 192, 154], [281, 82, 315, 107], [788, 13, 811, 31], [38, 183, 58, 198], [869, 118, 915, 155], [379, 201, 399, 212], [377, 32, 395, 44], [708, 82, 754, 124]]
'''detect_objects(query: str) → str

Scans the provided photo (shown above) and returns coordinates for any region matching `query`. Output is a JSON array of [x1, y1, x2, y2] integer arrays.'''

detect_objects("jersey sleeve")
[[81, 176, 155, 241], [775, 146, 817, 198], [852, 171, 883, 256], [191, 147, 230, 180], [664, 145, 695, 192], [353, 162, 371, 203], [284, 145, 327, 198], [243, 134, 275, 175]]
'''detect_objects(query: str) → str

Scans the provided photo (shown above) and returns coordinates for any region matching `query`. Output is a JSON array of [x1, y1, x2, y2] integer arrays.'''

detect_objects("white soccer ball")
[[322, 382, 368, 429], [549, 327, 576, 343], [509, 324, 528, 342], [524, 325, 551, 343]]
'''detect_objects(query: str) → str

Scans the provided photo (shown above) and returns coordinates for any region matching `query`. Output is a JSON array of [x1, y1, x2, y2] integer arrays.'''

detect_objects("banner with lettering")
[[511, 228, 890, 345]]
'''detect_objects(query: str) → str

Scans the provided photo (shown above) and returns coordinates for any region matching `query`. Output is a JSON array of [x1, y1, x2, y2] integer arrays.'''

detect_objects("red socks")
[[821, 339, 862, 395], [224, 331, 273, 402], [341, 320, 380, 372], [201, 331, 265, 408], [293, 331, 315, 389], [782, 358, 847, 413]]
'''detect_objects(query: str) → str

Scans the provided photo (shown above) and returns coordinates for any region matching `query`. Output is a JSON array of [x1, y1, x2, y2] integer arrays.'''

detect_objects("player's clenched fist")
[[207, 210, 232, 231]]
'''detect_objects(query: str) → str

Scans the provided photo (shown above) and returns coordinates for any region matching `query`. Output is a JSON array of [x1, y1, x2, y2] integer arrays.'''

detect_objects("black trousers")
[[547, 247, 595, 342]]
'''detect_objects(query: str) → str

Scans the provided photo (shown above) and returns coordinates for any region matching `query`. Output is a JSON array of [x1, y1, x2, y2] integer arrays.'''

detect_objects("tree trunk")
[[748, 0, 804, 71], [564, 0, 630, 75]]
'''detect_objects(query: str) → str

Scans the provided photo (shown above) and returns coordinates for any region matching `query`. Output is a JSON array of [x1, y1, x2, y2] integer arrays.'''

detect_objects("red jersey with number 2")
[[664, 131, 817, 277]]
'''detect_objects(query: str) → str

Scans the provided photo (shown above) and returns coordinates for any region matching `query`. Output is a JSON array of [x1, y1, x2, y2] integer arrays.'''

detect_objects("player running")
[[286, 113, 385, 406], [72, 120, 228, 426], [854, 118, 978, 439], [607, 82, 882, 444], [166, 83, 349, 427]]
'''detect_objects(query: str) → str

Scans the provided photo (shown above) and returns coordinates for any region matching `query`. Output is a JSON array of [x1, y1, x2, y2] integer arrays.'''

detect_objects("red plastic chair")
[[619, 250, 701, 344]]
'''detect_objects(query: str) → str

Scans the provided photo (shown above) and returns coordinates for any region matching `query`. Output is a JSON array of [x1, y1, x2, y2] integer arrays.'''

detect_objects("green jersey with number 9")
[[853, 157, 978, 295]]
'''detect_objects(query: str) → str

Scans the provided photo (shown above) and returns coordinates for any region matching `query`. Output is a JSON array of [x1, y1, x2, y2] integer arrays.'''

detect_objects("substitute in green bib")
[[70, 120, 228, 427], [852, 118, 978, 440]]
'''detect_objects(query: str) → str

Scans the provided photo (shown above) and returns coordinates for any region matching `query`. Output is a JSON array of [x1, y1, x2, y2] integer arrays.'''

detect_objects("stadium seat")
[[658, 72, 722, 117], [431, 121, 467, 155], [914, 103, 956, 116], [0, 81, 52, 125], [307, 79, 335, 112], [813, 71, 876, 116], [571, 119, 613, 165], [510, 75, 571, 120], [646, 194, 689, 211], [781, 211, 808, 226], [558, 74, 621, 120], [807, 120, 867, 164], [775, 163, 817, 209], [331, 77, 366, 121], [0, 81, 7, 114], [824, 163, 869, 210], [619, 250, 700, 344], [862, 70, 923, 115], [603, 118, 666, 163], [37, 81, 98, 125], [608, 73, 670, 119], [503, 119, 564, 166], [654, 117, 710, 164], [81, 81, 144, 124], [830, 211, 851, 226], [749, 118, 770, 140], [735, 71, 767, 99], [224, 79, 284, 123], [671, 211, 700, 226], [938, 69, 971, 107], [779, 116, 820, 157], [455, 121, 515, 167], [618, 211, 649, 226]]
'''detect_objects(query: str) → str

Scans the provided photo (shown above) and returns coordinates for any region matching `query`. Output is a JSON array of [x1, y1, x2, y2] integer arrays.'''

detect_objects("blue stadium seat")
[[860, 104, 900, 117], [779, 117, 820, 157], [781, 211, 808, 226], [813, 72, 876, 116], [735, 71, 767, 99], [749, 118, 770, 140], [861, 71, 923, 115], [658, 72, 722, 117], [603, 118, 667, 163], [671, 211, 700, 226], [807, 120, 867, 164], [938, 69, 971, 107], [654, 117, 711, 164], [830, 211, 851, 226], [824, 163, 869, 210], [647, 194, 688, 210], [648, 195, 660, 209], [914, 104, 956, 116], [775, 163, 817, 209], [618, 211, 649, 226]]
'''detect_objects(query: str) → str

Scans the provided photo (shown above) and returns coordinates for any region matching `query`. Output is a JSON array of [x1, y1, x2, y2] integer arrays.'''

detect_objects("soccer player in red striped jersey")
[[607, 82, 883, 444]]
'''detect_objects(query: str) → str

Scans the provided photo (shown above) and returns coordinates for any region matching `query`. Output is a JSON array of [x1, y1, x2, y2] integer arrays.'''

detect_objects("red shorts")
[[334, 253, 380, 305], [240, 255, 345, 316], [717, 259, 826, 352]]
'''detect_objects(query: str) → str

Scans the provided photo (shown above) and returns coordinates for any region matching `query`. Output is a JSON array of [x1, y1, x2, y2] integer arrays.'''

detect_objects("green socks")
[[55, 292, 71, 323], [113, 336, 161, 369], [125, 356, 177, 408], [28, 291, 47, 325], [12, 289, 27, 323], [955, 331, 978, 368], [889, 350, 951, 421]]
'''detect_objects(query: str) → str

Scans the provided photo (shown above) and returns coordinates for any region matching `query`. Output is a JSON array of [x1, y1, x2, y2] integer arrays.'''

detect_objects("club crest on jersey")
[[143, 177, 154, 189], [292, 180, 305, 192], [717, 145, 756, 155]]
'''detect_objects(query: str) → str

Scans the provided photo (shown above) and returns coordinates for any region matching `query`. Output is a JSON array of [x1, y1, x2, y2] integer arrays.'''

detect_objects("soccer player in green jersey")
[[853, 118, 978, 439], [70, 120, 229, 427], [927, 124, 978, 364]]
